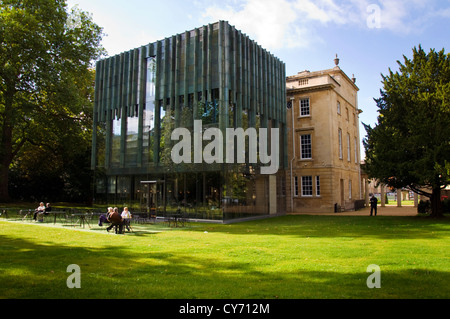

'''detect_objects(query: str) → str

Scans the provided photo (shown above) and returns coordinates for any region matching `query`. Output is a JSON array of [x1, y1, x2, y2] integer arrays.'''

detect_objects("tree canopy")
[[363, 45, 450, 218], [0, 0, 105, 202]]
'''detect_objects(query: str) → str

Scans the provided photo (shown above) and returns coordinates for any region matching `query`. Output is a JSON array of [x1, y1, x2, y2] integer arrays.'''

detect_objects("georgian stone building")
[[286, 57, 363, 213]]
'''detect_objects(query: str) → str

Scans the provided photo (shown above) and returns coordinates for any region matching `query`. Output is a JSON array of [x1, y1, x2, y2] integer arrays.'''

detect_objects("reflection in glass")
[[126, 116, 139, 166], [144, 57, 156, 164], [111, 118, 121, 167]]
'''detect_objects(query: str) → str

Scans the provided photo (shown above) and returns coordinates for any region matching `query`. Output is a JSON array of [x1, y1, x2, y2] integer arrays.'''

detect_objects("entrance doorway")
[[140, 180, 165, 216]]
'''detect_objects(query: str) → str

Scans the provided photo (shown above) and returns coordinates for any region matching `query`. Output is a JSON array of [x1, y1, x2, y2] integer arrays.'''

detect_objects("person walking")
[[370, 195, 378, 216]]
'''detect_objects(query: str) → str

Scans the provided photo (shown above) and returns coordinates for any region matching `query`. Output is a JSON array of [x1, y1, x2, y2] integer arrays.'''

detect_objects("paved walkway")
[[290, 205, 418, 216]]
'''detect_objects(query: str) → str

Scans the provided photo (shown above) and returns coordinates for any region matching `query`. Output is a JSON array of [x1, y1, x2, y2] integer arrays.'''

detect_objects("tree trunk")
[[430, 187, 443, 218], [0, 162, 10, 202]]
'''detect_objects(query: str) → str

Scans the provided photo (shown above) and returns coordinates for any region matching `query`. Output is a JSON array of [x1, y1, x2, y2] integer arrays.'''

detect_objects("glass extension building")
[[91, 21, 287, 221]]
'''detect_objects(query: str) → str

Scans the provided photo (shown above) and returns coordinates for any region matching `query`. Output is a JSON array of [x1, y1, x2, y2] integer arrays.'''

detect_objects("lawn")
[[0, 215, 449, 299]]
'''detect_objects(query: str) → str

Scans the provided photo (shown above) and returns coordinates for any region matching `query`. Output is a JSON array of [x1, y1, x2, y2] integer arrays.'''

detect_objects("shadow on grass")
[[1, 232, 450, 299]]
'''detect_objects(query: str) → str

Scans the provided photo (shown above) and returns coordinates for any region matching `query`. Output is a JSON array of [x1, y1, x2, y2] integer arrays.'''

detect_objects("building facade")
[[91, 21, 287, 221], [286, 58, 363, 213]]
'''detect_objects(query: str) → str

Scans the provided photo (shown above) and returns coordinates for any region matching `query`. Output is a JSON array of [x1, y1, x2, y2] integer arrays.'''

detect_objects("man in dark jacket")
[[106, 207, 123, 233], [370, 195, 378, 216]]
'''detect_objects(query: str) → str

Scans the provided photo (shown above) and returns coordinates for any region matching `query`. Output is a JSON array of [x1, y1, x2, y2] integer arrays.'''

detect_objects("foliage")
[[0, 0, 105, 201], [159, 104, 175, 170], [363, 46, 450, 218], [417, 200, 431, 214], [442, 198, 450, 214]]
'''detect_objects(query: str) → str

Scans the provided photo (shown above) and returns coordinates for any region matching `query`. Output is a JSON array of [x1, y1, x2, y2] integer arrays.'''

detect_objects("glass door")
[[140, 180, 165, 217]]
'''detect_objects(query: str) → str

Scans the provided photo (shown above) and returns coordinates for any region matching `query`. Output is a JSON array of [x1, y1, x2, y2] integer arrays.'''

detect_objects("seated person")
[[98, 214, 109, 226], [44, 203, 52, 216], [33, 202, 46, 221], [99, 207, 113, 226], [106, 207, 123, 234]]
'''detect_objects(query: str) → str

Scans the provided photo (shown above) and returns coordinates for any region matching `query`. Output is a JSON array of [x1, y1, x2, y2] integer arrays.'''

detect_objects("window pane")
[[302, 176, 313, 196], [144, 57, 156, 164], [347, 133, 351, 162], [301, 134, 312, 159], [300, 98, 310, 116], [111, 118, 121, 167], [316, 176, 321, 196], [125, 116, 139, 166]]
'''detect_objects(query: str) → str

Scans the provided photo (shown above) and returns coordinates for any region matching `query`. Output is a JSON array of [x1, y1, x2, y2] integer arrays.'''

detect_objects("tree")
[[8, 69, 96, 203], [0, 0, 105, 201], [363, 46, 450, 218]]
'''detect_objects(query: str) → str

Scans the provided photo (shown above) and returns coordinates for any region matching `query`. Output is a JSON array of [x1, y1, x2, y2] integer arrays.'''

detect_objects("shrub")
[[417, 200, 431, 214], [442, 198, 450, 214]]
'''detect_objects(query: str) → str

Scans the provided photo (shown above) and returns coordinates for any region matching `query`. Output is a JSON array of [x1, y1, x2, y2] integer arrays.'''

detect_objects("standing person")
[[121, 207, 132, 232], [370, 195, 378, 216]]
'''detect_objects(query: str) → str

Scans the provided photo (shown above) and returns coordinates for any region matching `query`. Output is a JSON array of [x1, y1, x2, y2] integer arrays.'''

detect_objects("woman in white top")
[[33, 202, 46, 221], [121, 207, 132, 232], [121, 207, 131, 219]]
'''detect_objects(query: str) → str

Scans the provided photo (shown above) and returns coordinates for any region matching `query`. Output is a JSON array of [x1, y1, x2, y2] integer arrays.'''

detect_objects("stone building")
[[286, 57, 363, 213]]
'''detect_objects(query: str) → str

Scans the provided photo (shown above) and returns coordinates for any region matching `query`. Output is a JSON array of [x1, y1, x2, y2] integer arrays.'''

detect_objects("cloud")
[[293, 0, 353, 24], [201, 0, 449, 50], [202, 0, 369, 50], [203, 0, 298, 50], [362, 0, 449, 34]]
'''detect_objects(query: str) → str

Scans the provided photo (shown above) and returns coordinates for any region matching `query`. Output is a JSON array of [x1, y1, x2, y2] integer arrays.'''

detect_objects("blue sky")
[[67, 0, 450, 159]]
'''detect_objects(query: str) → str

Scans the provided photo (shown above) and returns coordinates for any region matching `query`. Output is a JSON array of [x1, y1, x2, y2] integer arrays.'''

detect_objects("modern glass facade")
[[92, 21, 287, 221]]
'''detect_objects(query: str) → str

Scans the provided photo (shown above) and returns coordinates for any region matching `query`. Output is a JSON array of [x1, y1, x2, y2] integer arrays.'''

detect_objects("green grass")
[[1, 215, 449, 299]]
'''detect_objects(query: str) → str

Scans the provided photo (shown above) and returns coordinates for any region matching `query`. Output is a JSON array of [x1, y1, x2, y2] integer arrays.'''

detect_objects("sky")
[[66, 0, 450, 160]]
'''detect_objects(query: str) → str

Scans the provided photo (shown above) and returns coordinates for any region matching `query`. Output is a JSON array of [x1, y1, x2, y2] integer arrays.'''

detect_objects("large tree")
[[0, 0, 104, 202], [363, 46, 450, 218]]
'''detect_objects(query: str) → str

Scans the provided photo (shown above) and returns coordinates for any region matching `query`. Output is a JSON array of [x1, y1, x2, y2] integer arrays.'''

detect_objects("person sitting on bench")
[[33, 202, 46, 221], [44, 203, 52, 216], [106, 207, 123, 234]]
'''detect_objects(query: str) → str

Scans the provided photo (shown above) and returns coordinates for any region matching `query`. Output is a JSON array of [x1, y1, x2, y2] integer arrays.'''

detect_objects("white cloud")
[[201, 0, 449, 50], [293, 0, 350, 24], [203, 0, 298, 50], [365, 0, 448, 34]]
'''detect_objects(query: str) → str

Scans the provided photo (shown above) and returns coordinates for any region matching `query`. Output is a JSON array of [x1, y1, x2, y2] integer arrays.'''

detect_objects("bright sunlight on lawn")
[[1, 215, 449, 299]]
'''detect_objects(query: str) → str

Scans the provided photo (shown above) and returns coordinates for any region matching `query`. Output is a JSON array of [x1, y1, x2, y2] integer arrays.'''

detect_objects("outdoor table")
[[50, 211, 67, 224], [167, 213, 182, 227], [72, 213, 91, 229]]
